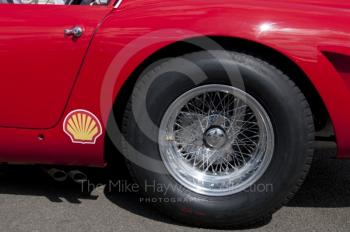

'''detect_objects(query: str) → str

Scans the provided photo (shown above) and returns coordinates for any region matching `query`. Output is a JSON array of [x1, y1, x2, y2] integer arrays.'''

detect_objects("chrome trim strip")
[[114, 0, 122, 8]]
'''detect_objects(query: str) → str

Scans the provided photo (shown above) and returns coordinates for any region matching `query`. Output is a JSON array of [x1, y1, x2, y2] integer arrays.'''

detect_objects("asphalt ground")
[[0, 142, 349, 232]]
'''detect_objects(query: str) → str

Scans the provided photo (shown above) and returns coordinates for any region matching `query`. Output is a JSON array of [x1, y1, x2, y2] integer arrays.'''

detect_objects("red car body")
[[0, 0, 349, 166]]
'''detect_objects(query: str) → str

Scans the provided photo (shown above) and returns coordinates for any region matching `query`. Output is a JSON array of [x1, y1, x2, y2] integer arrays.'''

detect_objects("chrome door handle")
[[64, 26, 84, 38]]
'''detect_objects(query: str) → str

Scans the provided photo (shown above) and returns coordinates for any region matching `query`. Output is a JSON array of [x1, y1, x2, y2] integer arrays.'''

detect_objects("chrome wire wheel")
[[159, 84, 275, 196]]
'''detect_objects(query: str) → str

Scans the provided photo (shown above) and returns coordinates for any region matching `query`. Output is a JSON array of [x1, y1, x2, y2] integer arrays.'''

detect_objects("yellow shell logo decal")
[[63, 109, 102, 144]]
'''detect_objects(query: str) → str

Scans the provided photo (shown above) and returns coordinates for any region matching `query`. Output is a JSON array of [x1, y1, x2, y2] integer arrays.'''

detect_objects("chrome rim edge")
[[159, 84, 275, 196]]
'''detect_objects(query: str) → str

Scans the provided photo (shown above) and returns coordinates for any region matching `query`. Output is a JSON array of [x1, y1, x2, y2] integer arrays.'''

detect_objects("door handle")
[[64, 26, 84, 38]]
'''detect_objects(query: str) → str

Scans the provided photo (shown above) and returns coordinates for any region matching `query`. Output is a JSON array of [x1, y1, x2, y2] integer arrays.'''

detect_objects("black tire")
[[121, 51, 314, 228]]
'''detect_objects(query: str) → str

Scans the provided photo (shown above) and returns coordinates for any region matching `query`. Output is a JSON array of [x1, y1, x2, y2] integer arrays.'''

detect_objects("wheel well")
[[105, 36, 332, 162]]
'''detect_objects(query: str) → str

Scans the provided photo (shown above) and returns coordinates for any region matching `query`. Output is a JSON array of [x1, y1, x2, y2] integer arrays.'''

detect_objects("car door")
[[0, 3, 113, 129]]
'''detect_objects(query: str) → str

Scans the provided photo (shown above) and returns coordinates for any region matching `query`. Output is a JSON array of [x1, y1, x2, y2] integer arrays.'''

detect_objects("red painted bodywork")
[[0, 0, 349, 166]]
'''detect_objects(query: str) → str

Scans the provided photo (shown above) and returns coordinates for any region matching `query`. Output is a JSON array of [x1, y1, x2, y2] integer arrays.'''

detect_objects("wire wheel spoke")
[[159, 85, 274, 196]]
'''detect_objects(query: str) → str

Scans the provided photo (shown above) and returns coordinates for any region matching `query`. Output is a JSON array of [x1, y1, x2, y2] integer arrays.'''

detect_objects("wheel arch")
[[104, 36, 332, 162]]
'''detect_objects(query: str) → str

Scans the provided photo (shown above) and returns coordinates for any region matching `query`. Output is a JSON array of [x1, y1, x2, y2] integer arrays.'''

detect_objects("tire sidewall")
[[123, 51, 313, 224]]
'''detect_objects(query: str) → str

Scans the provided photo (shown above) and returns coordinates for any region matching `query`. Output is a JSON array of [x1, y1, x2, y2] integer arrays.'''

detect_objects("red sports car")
[[0, 0, 349, 228]]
